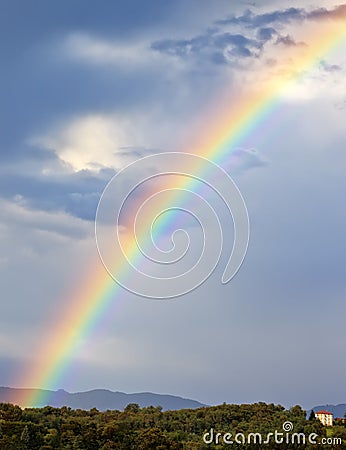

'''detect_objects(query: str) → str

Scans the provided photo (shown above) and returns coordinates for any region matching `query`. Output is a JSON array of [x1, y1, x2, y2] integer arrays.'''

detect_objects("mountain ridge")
[[309, 403, 346, 419], [0, 386, 206, 411]]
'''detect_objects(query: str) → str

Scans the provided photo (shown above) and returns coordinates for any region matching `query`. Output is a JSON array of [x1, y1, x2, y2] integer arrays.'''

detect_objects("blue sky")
[[0, 0, 346, 409]]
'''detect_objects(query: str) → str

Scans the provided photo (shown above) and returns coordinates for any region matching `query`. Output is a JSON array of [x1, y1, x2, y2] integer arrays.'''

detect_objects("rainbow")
[[14, 17, 346, 407]]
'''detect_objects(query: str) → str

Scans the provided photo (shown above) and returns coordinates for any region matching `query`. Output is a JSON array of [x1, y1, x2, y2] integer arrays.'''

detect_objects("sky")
[[0, 0, 346, 410]]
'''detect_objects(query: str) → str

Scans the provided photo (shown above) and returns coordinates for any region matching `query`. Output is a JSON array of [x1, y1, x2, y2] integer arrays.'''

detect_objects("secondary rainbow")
[[15, 18, 346, 407]]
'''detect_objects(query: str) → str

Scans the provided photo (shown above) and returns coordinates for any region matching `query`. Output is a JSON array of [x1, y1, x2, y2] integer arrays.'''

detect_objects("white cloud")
[[0, 198, 98, 357], [63, 33, 153, 67], [0, 199, 92, 264], [31, 114, 138, 171], [60, 32, 188, 75]]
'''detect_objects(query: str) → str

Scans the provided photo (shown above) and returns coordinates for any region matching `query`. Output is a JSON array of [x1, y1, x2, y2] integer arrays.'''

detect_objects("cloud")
[[307, 4, 346, 21], [152, 5, 329, 66], [234, 147, 268, 172], [32, 115, 169, 174], [0, 197, 92, 241], [149, 2, 346, 95], [216, 4, 346, 28], [151, 30, 264, 65], [32, 114, 132, 172], [62, 33, 152, 68], [215, 7, 305, 28], [220, 147, 269, 175], [5, 115, 168, 221], [0, 146, 115, 221], [256, 27, 277, 41], [116, 146, 161, 163], [275, 34, 306, 47], [319, 60, 342, 72]]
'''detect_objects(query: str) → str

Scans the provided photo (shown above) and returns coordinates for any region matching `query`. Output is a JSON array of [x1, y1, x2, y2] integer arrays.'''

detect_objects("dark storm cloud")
[[151, 3, 346, 66], [0, 146, 115, 221], [151, 30, 263, 64], [307, 4, 346, 20], [0, 1, 238, 226], [0, 0, 198, 151], [0, 1, 204, 222], [215, 7, 305, 28], [1, 0, 344, 222], [275, 35, 305, 47], [256, 27, 277, 42], [0, 45, 167, 152], [216, 4, 346, 28]]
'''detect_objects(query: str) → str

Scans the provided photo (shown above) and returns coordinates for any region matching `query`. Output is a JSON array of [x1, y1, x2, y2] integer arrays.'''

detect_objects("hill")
[[310, 403, 346, 419], [0, 386, 205, 411]]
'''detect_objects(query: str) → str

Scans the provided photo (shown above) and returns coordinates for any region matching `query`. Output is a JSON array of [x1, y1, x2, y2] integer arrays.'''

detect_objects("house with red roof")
[[315, 410, 333, 426]]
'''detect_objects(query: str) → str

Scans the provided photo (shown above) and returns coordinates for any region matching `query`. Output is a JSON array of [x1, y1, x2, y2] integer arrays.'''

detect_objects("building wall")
[[315, 412, 333, 426]]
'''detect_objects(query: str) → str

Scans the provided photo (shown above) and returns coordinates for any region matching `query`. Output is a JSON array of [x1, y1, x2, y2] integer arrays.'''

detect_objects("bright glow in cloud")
[[32, 115, 136, 171]]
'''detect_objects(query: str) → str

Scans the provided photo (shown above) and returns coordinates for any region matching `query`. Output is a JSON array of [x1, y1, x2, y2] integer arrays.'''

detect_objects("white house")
[[315, 410, 333, 426]]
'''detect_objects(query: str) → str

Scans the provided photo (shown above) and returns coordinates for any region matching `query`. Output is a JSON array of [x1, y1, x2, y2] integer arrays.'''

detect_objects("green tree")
[[101, 442, 118, 450], [43, 428, 59, 448], [124, 403, 140, 414], [0, 403, 22, 421], [308, 410, 316, 421], [136, 427, 182, 450], [21, 425, 30, 448]]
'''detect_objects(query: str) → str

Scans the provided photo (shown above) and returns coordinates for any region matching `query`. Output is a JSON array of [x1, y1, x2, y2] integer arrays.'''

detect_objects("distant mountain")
[[0, 387, 206, 411], [309, 404, 346, 419]]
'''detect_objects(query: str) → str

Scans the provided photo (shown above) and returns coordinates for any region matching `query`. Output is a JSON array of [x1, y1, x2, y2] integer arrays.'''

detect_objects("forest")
[[0, 401, 345, 449]]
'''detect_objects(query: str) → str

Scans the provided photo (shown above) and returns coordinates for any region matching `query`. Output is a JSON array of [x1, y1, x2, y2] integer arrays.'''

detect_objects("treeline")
[[0, 401, 345, 449]]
